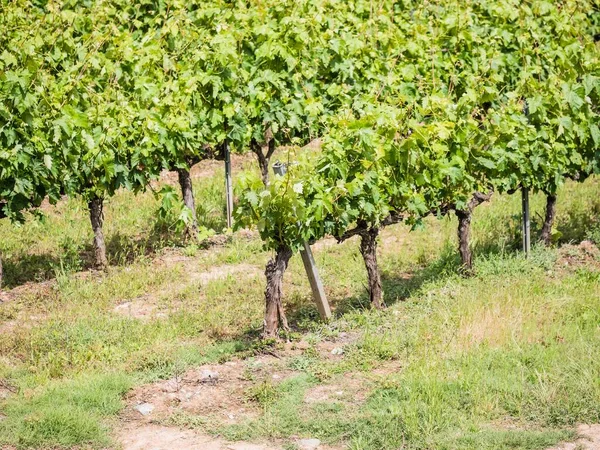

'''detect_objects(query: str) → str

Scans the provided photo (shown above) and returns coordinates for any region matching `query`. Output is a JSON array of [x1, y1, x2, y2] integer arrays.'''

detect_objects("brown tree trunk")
[[176, 167, 198, 236], [359, 227, 385, 309], [540, 194, 557, 246], [88, 196, 107, 270], [453, 191, 493, 274], [456, 209, 473, 273], [263, 246, 293, 339], [252, 138, 276, 187], [256, 152, 269, 187]]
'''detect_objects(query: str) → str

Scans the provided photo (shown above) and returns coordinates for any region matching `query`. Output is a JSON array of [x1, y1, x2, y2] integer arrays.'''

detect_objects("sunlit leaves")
[[237, 0, 600, 251]]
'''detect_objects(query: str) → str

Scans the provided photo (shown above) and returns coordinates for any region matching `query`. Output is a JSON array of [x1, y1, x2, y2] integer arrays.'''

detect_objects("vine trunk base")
[[454, 191, 493, 274], [540, 194, 557, 246], [177, 167, 199, 238], [456, 209, 473, 274], [360, 227, 385, 309], [88, 197, 107, 270], [263, 246, 293, 339]]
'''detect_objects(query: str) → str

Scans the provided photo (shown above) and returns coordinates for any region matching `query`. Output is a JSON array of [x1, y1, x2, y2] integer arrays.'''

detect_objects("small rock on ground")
[[133, 402, 154, 416], [297, 438, 321, 450], [200, 369, 220, 383]]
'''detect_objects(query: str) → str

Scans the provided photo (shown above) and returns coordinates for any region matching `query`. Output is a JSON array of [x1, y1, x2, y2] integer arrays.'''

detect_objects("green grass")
[[0, 373, 132, 449], [200, 250, 599, 449], [1, 165, 600, 449]]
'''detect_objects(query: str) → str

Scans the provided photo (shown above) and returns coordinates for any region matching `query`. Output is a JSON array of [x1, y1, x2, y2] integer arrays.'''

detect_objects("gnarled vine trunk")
[[455, 191, 493, 275], [176, 167, 198, 236], [359, 227, 385, 309], [263, 246, 293, 338], [88, 196, 107, 270], [252, 137, 276, 187], [456, 209, 473, 273], [540, 194, 557, 246]]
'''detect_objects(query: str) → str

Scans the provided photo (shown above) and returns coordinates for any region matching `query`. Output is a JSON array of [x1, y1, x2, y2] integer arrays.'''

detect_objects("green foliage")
[[236, 0, 600, 252], [0, 372, 132, 448], [156, 185, 193, 233], [2, 0, 599, 255]]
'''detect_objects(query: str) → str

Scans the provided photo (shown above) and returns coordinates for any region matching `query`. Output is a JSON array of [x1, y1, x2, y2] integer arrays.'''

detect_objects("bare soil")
[[118, 334, 358, 450], [117, 423, 279, 450], [122, 356, 289, 426], [557, 240, 600, 271]]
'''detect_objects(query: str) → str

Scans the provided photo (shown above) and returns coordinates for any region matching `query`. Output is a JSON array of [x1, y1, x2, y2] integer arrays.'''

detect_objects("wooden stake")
[[522, 187, 531, 257], [299, 241, 332, 321], [224, 139, 234, 228], [271, 161, 331, 320]]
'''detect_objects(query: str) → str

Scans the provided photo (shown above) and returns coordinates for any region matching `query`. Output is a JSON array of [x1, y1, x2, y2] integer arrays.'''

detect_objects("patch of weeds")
[[251, 337, 278, 354], [438, 429, 575, 450], [359, 332, 403, 361], [287, 355, 319, 372], [575, 267, 600, 282], [246, 380, 280, 407], [474, 246, 556, 278], [132, 350, 176, 381], [585, 221, 600, 246], [311, 402, 344, 414], [291, 304, 323, 331], [165, 410, 210, 429], [133, 340, 247, 383], [49, 236, 85, 286], [183, 243, 200, 257]]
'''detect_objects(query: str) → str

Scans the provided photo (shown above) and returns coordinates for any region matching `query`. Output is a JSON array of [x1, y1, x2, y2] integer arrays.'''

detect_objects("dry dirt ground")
[[117, 335, 359, 450]]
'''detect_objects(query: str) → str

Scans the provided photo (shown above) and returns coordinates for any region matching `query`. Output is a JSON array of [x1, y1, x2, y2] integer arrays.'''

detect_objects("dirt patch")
[[281, 332, 359, 360], [118, 331, 358, 450], [0, 319, 18, 335], [557, 241, 600, 271], [120, 332, 361, 428], [0, 279, 56, 305], [0, 379, 17, 400], [316, 333, 359, 359], [157, 247, 262, 282], [188, 264, 261, 285], [311, 237, 339, 252], [368, 359, 404, 378], [303, 372, 367, 405], [123, 356, 293, 426], [113, 296, 165, 320], [380, 227, 407, 248], [117, 423, 280, 450], [546, 424, 600, 450]]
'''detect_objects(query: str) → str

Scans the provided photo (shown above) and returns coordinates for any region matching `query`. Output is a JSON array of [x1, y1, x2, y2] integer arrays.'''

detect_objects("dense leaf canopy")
[[1, 0, 599, 249], [236, 0, 600, 251]]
